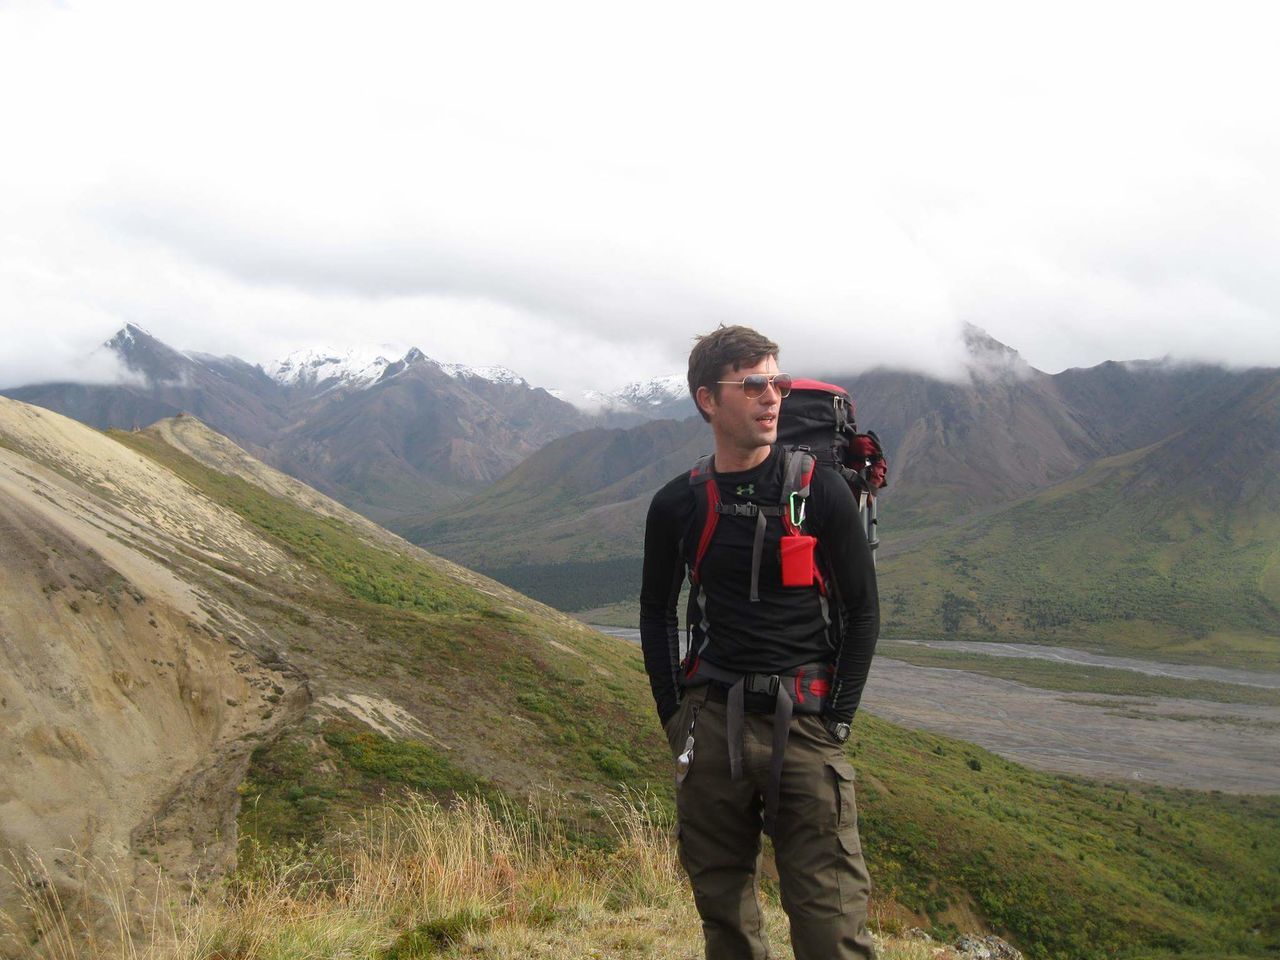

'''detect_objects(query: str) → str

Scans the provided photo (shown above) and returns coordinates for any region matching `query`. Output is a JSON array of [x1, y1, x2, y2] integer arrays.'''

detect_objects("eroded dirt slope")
[[0, 399, 308, 923]]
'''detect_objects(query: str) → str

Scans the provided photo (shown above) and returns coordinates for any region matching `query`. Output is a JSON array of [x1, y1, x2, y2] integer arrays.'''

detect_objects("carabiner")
[[788, 491, 806, 529]]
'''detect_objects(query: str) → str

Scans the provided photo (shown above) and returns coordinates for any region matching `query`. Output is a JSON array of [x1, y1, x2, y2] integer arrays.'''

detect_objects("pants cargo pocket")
[[826, 758, 870, 915], [826, 759, 862, 854]]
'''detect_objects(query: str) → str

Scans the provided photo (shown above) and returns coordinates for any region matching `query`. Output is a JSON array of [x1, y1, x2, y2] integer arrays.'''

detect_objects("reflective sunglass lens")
[[740, 374, 791, 399]]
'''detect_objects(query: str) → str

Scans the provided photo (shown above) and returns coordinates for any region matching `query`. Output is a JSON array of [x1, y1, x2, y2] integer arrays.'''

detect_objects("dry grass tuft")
[[3, 792, 929, 959]]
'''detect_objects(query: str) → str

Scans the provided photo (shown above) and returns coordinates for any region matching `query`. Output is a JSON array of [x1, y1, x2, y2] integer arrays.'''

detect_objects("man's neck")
[[713, 441, 772, 474]]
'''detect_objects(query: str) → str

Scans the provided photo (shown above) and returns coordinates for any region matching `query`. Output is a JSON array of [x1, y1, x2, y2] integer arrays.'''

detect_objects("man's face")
[[699, 354, 782, 452]]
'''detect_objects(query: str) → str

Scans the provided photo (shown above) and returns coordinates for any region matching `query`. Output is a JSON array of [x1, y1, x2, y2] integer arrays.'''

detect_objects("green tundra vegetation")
[[876, 448, 1280, 671], [111, 429, 1280, 960]]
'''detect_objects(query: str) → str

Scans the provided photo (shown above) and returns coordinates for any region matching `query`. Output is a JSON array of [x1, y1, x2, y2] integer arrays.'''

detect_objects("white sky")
[[2, 0, 1278, 393]]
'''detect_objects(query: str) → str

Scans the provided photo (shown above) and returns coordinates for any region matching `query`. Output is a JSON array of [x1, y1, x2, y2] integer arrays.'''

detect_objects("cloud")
[[0, 334, 142, 391], [1, 0, 1279, 394], [0, 236, 143, 388]]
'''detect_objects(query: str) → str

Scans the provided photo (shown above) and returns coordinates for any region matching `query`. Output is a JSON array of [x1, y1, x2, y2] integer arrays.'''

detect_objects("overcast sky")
[[2, 0, 1278, 394]]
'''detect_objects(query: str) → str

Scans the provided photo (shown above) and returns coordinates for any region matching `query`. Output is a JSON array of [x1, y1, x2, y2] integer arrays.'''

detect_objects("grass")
[[111, 429, 675, 817], [875, 452, 1280, 669], [876, 642, 1280, 706], [479, 557, 643, 613], [574, 600, 642, 628], [237, 721, 500, 847], [231, 713, 1280, 959], [852, 712, 1280, 959], [1, 792, 959, 960]]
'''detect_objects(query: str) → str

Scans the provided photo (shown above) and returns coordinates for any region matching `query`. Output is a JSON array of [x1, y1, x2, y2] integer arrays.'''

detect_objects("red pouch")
[[780, 535, 816, 587]]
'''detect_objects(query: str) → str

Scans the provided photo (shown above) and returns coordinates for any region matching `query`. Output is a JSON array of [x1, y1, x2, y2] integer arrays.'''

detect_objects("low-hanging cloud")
[[0, 334, 143, 391]]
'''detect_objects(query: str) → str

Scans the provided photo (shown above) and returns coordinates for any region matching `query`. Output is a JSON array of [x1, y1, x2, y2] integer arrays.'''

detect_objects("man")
[[639, 325, 879, 960]]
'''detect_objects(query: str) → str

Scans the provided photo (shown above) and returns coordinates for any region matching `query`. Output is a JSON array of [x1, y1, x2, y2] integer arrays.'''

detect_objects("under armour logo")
[[735, 484, 755, 496]]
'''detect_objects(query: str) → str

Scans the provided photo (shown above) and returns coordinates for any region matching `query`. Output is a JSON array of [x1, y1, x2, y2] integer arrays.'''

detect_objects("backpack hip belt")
[[680, 655, 835, 715]]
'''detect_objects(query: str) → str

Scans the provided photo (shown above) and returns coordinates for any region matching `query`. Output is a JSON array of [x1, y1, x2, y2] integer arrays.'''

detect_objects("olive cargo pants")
[[664, 685, 876, 959]]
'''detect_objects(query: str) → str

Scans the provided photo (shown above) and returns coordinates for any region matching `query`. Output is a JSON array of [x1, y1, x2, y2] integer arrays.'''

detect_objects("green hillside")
[[395, 417, 706, 567], [877, 435, 1280, 670], [107, 428, 1280, 960], [110, 429, 672, 826]]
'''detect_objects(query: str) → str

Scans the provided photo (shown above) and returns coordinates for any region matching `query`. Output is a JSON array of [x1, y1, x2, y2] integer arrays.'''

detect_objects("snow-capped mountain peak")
[[435, 361, 526, 386], [103, 322, 156, 352], [581, 373, 687, 411], [265, 345, 529, 393], [266, 346, 396, 391], [616, 374, 687, 407]]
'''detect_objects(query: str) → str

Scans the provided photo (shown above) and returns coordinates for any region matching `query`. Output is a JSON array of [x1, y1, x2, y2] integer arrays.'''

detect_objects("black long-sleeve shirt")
[[639, 445, 878, 726]]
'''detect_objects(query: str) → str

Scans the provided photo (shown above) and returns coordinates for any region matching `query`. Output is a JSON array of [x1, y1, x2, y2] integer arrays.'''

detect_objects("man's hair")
[[687, 325, 779, 422]]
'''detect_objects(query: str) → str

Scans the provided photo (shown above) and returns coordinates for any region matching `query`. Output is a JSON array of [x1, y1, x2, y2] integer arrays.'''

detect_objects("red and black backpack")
[[681, 379, 887, 672], [775, 378, 887, 541]]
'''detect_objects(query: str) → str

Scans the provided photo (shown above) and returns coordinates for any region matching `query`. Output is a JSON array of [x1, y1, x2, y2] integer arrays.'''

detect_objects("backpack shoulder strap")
[[780, 446, 817, 536], [688, 455, 719, 584], [780, 446, 831, 599]]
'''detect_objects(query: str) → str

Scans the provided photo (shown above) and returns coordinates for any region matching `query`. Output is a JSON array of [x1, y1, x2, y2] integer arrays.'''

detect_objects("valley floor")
[[862, 657, 1280, 794], [595, 628, 1280, 793]]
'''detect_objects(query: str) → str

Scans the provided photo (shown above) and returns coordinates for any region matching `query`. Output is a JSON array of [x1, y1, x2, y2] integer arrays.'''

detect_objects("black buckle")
[[746, 673, 780, 696], [715, 503, 759, 517]]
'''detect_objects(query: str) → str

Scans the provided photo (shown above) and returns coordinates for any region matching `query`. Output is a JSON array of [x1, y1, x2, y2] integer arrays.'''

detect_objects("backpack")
[[775, 378, 887, 558], [681, 378, 887, 671]]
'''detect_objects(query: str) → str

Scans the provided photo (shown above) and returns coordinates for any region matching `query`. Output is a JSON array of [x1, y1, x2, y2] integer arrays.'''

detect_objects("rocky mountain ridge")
[[2, 325, 595, 519], [264, 343, 528, 395], [580, 372, 691, 419]]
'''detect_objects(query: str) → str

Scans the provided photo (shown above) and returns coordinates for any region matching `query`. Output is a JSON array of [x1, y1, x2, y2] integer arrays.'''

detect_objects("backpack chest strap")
[[713, 503, 786, 517]]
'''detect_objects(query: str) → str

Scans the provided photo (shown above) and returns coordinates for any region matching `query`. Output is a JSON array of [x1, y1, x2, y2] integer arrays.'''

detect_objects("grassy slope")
[[110, 430, 671, 830], [113, 430, 1280, 960], [876, 442, 1280, 670], [854, 713, 1280, 960], [397, 419, 706, 568], [8, 791, 1010, 960]]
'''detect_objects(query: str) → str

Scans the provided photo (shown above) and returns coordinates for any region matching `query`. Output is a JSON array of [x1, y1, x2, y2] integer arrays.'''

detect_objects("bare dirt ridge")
[[0, 399, 312, 927]]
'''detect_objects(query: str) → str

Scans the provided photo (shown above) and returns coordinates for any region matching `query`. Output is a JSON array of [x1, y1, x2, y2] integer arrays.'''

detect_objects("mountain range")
[[3, 325, 635, 520], [6, 323, 1278, 668], [400, 327, 1280, 669]]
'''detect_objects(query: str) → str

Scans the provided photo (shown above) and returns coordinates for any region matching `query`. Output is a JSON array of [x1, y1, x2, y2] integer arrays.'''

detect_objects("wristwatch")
[[823, 718, 851, 744]]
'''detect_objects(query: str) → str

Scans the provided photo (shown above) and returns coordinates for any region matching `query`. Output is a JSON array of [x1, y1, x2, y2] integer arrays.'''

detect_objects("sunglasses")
[[716, 372, 793, 399]]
